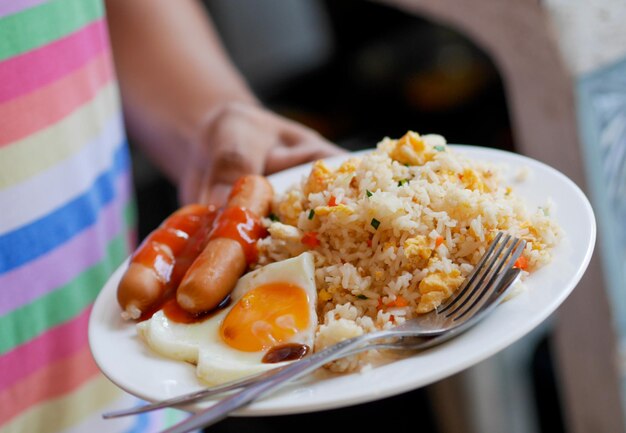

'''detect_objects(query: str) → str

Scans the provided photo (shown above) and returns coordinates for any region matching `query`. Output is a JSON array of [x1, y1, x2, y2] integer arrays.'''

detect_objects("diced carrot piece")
[[514, 255, 529, 270], [387, 295, 409, 308], [328, 196, 337, 207], [395, 295, 409, 307], [435, 236, 444, 247], [301, 232, 320, 248]]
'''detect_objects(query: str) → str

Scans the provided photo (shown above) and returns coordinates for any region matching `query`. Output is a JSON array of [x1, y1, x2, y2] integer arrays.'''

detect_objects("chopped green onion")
[[366, 189, 373, 198], [269, 213, 280, 222], [434, 145, 446, 152], [397, 179, 409, 187], [370, 218, 380, 230], [404, 163, 411, 167], [308, 209, 315, 220], [356, 294, 368, 300]]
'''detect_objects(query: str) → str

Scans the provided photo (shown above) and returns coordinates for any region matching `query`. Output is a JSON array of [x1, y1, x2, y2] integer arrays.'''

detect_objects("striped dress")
[[0, 0, 184, 431]]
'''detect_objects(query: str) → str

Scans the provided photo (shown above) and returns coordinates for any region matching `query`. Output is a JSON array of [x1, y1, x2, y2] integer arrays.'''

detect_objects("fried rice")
[[256, 131, 560, 372]]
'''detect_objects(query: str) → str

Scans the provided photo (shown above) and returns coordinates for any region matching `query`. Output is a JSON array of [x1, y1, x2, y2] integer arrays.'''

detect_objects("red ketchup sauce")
[[133, 205, 217, 322], [159, 206, 264, 322], [162, 295, 231, 324], [133, 205, 217, 283], [228, 177, 247, 200], [208, 206, 265, 265], [135, 198, 268, 322]]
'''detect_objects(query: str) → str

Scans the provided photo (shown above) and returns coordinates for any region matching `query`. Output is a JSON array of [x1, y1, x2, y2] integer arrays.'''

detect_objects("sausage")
[[176, 175, 273, 314], [117, 204, 216, 320], [175, 238, 246, 314], [225, 174, 273, 216]]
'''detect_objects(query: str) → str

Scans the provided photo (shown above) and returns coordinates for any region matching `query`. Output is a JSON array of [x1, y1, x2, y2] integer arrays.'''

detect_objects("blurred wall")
[[203, 0, 334, 96]]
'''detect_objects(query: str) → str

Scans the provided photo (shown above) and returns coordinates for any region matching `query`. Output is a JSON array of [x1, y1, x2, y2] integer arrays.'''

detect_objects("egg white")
[[137, 252, 317, 385]]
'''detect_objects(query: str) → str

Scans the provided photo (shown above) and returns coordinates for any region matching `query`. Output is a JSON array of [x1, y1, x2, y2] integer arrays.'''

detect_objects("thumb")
[[202, 182, 231, 207], [265, 138, 346, 174], [199, 147, 266, 207]]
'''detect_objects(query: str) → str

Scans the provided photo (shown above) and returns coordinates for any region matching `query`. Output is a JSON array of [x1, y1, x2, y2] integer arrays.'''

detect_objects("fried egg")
[[137, 252, 317, 385]]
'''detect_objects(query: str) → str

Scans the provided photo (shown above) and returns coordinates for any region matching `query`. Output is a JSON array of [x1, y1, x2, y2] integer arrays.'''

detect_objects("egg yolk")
[[219, 282, 310, 352]]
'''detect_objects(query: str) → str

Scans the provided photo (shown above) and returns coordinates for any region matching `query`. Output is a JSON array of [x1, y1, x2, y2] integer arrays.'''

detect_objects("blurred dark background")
[[128, 1, 561, 432], [131, 0, 514, 238], [208, 0, 514, 152]]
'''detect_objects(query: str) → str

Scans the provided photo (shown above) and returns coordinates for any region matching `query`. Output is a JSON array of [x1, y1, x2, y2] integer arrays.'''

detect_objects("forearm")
[[106, 0, 257, 183]]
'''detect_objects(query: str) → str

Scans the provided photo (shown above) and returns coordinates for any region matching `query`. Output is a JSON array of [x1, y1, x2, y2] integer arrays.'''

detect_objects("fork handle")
[[160, 332, 389, 433], [103, 364, 291, 419]]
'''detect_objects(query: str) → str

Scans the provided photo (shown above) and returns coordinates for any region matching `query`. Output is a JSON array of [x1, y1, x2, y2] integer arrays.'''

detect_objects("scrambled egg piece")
[[314, 204, 354, 217], [318, 285, 341, 303], [403, 236, 432, 267], [303, 160, 333, 195], [372, 270, 385, 281], [338, 158, 360, 174], [460, 168, 487, 192], [389, 131, 436, 166], [520, 220, 550, 253], [383, 241, 396, 252], [267, 222, 302, 242], [318, 289, 333, 302], [520, 221, 540, 239], [416, 269, 464, 313], [277, 190, 303, 226]]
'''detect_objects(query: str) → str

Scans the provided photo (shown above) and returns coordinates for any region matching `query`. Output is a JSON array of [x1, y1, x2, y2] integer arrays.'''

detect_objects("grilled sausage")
[[176, 175, 273, 314], [116, 204, 216, 320]]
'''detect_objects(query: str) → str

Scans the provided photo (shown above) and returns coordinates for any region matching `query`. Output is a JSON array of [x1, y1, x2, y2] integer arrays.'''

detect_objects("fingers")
[[199, 141, 266, 206], [179, 102, 346, 206], [197, 110, 268, 206], [203, 182, 231, 208], [265, 137, 345, 174], [178, 161, 203, 205]]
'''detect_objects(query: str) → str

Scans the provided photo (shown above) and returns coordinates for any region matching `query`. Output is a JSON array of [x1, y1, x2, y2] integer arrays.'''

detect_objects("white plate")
[[89, 145, 595, 415]]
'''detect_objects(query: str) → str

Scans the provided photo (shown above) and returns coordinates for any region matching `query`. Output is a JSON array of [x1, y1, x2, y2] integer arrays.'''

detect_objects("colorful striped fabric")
[[0, 1, 184, 431]]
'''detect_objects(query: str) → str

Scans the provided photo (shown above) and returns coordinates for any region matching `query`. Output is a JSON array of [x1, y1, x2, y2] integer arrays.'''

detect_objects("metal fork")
[[153, 232, 525, 433], [104, 232, 523, 419], [103, 259, 522, 420]]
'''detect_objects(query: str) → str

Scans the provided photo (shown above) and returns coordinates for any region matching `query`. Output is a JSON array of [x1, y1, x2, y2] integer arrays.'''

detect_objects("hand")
[[179, 102, 345, 206]]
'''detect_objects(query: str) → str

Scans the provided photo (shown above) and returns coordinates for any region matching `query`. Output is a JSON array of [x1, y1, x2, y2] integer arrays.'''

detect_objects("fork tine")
[[367, 267, 524, 356], [451, 238, 526, 321], [442, 234, 513, 317], [438, 232, 509, 314], [489, 266, 522, 301]]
